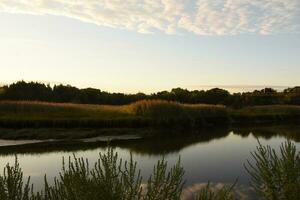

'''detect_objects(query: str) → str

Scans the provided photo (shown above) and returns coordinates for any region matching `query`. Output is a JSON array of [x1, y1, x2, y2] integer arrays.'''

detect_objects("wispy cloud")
[[0, 0, 299, 35]]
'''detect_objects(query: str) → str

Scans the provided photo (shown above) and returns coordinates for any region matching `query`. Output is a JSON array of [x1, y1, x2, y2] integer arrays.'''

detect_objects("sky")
[[0, 0, 300, 93]]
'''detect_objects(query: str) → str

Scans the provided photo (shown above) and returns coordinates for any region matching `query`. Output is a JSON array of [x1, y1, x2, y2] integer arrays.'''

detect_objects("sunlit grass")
[[129, 100, 225, 117], [0, 101, 131, 120], [0, 100, 229, 129], [1, 100, 300, 130]]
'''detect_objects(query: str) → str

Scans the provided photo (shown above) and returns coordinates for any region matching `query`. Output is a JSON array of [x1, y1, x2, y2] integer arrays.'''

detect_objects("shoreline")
[[1, 120, 299, 141], [0, 124, 299, 155]]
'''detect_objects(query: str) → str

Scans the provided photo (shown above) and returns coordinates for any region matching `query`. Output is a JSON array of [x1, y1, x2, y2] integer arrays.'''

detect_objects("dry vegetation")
[[230, 105, 300, 123], [0, 100, 300, 130], [0, 100, 229, 128]]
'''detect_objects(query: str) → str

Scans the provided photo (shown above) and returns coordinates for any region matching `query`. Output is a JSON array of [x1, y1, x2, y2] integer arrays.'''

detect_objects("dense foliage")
[[1, 81, 300, 107]]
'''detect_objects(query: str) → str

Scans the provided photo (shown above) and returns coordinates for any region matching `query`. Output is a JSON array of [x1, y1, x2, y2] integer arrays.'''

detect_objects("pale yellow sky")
[[0, 0, 300, 93]]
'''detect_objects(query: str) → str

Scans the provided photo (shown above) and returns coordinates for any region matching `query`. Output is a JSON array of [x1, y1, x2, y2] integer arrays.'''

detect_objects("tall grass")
[[0, 100, 229, 129], [130, 100, 184, 117], [126, 100, 228, 127], [0, 101, 140, 129], [231, 105, 300, 123], [0, 101, 130, 119], [130, 100, 226, 117], [1, 100, 300, 130]]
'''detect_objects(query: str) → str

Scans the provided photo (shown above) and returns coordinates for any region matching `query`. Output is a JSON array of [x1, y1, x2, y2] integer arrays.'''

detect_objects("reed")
[[0, 100, 229, 129], [1, 100, 300, 130], [231, 105, 300, 123]]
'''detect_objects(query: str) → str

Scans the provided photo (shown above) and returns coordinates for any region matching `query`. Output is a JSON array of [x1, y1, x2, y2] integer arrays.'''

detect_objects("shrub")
[[0, 157, 31, 200], [0, 148, 185, 200], [245, 141, 300, 200], [195, 182, 234, 200]]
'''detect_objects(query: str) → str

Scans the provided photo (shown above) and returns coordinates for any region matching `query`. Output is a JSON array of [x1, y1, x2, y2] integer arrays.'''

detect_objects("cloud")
[[0, 0, 299, 35]]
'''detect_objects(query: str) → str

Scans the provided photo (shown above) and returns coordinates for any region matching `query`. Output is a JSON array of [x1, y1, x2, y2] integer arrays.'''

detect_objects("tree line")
[[0, 81, 300, 107]]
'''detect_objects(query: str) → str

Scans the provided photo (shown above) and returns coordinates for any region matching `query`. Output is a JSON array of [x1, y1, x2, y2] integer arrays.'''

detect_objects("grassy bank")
[[0, 100, 229, 128], [230, 105, 300, 124], [0, 100, 300, 130]]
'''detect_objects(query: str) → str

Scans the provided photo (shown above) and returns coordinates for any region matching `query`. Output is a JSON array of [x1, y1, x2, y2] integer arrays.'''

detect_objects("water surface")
[[0, 125, 299, 198]]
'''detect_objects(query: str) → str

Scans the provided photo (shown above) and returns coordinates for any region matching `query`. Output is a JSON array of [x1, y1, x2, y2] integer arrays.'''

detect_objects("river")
[[0, 125, 299, 199]]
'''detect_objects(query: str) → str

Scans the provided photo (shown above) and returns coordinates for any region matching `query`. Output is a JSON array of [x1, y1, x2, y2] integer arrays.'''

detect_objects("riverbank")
[[0, 124, 300, 155], [1, 100, 300, 131]]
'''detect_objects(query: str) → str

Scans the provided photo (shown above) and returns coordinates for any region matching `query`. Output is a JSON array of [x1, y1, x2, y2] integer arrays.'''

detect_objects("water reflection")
[[233, 125, 300, 142], [0, 125, 299, 155], [0, 125, 299, 199]]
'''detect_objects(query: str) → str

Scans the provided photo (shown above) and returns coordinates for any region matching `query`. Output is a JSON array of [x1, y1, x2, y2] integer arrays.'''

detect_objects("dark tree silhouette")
[[0, 81, 299, 107]]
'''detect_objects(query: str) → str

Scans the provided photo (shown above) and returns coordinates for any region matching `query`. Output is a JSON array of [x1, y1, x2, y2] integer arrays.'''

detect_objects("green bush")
[[245, 141, 300, 200], [0, 148, 185, 200], [195, 182, 234, 200], [0, 157, 31, 200]]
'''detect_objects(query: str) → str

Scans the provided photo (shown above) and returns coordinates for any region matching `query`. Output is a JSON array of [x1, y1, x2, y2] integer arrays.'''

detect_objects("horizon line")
[[0, 80, 298, 94]]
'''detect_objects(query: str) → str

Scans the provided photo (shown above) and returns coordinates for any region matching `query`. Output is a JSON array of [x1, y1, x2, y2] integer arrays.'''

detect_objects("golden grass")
[[0, 100, 131, 120], [1, 100, 300, 128], [128, 100, 226, 117], [0, 100, 126, 111], [0, 100, 225, 116], [0, 100, 230, 128], [231, 105, 300, 116]]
